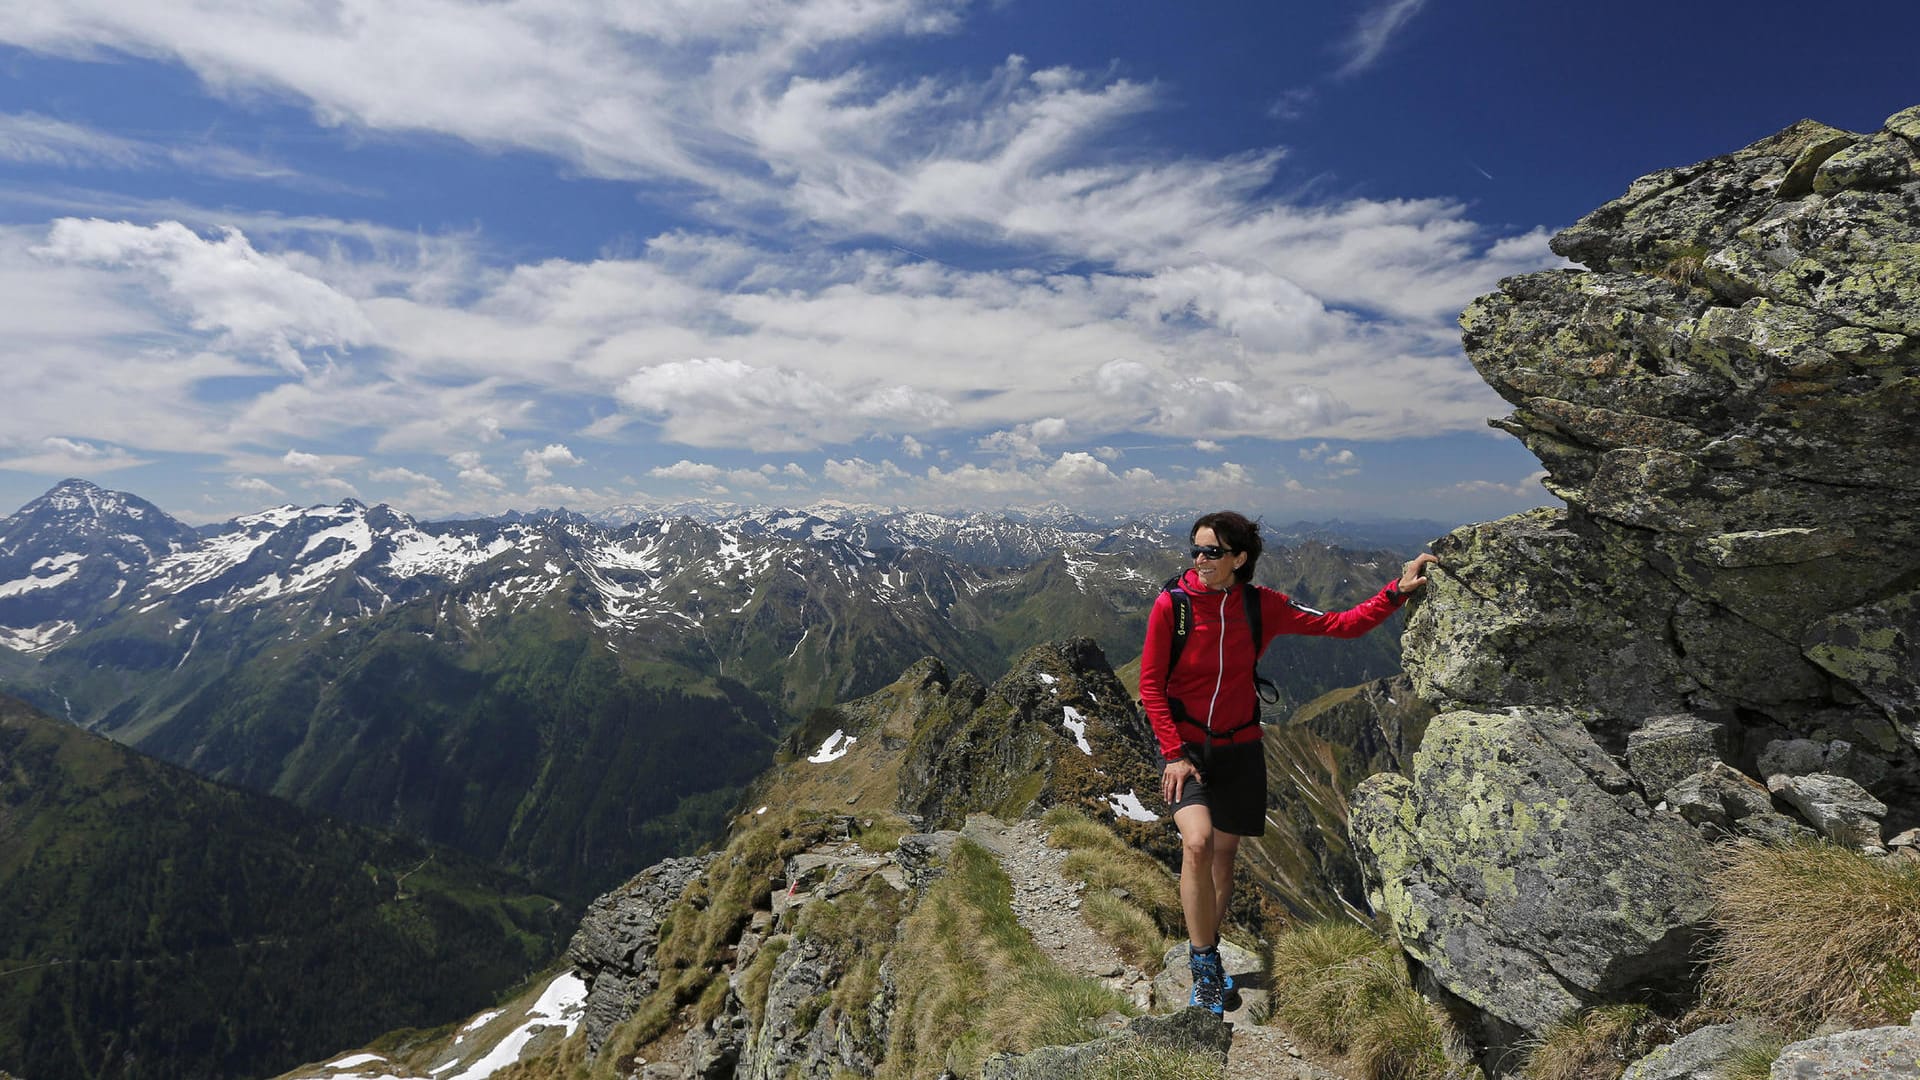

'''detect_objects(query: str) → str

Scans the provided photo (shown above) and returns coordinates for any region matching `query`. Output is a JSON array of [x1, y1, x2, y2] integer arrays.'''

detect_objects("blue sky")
[[1, 1, 1915, 525]]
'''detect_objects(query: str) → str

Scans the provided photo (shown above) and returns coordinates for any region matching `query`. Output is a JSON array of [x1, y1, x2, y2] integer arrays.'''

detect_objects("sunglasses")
[[1188, 544, 1232, 561]]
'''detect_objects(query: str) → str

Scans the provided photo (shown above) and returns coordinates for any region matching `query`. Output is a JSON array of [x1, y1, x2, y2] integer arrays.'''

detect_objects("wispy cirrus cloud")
[[0, 111, 322, 186], [1337, 0, 1430, 76]]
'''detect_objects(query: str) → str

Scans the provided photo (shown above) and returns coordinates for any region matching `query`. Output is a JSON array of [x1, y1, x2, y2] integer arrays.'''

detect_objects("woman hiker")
[[1138, 510, 1437, 1016]]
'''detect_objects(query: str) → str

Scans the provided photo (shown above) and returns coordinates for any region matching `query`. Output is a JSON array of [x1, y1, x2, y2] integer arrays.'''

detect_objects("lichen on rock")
[[1351, 707, 1711, 1036]]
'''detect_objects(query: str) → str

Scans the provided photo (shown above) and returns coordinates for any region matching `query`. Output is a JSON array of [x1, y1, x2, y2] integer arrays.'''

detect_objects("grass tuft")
[[1081, 890, 1167, 969], [1518, 1004, 1651, 1080], [1717, 1030, 1791, 1080], [1702, 838, 1920, 1028], [1043, 805, 1182, 940], [1268, 920, 1463, 1080]]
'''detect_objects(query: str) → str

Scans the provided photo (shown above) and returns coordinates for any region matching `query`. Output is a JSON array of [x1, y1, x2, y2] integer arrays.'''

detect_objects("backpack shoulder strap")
[[1161, 574, 1192, 674], [1241, 582, 1281, 706], [1240, 581, 1263, 656]]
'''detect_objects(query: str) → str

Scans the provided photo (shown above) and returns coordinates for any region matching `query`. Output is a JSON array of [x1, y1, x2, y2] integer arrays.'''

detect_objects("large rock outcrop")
[[1351, 707, 1712, 1034], [1357, 104, 1920, 1043]]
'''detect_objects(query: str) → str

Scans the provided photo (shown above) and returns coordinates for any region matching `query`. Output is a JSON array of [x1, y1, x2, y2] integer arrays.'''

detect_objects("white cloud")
[[0, 6, 1574, 519], [1452, 471, 1548, 498], [1339, 0, 1430, 76], [521, 442, 584, 482], [0, 436, 150, 474], [228, 475, 287, 498], [978, 417, 1069, 461], [312, 476, 361, 499], [1043, 451, 1118, 487], [35, 219, 374, 375], [0, 111, 309, 185], [823, 456, 906, 490], [1193, 462, 1252, 488], [0, 112, 148, 168], [649, 460, 722, 483], [449, 451, 506, 489], [368, 466, 437, 485], [616, 357, 954, 451]]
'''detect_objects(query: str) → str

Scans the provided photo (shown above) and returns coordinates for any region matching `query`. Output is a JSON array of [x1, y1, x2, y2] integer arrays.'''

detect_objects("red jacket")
[[1140, 567, 1407, 761]]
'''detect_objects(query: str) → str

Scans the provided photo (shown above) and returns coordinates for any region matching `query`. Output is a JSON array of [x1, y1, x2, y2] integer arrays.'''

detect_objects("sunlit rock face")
[[1357, 105, 1920, 1038]]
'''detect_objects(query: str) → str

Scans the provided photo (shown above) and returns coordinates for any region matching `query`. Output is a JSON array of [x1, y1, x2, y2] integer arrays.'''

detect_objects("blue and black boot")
[[1187, 945, 1226, 1017]]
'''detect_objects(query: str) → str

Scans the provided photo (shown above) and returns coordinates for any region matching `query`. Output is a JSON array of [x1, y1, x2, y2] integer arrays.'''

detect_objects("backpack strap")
[[1161, 573, 1193, 675]]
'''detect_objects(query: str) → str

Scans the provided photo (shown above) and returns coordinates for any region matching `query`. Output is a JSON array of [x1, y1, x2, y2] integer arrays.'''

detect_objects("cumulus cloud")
[[35, 219, 374, 375], [823, 456, 907, 490], [228, 475, 287, 499], [448, 451, 505, 489], [1043, 451, 1118, 487], [1093, 359, 1350, 438], [1300, 443, 1357, 470], [649, 460, 723, 483], [368, 466, 437, 485], [521, 442, 584, 482], [312, 476, 361, 499], [1193, 462, 1252, 487], [0, 4, 1570, 518], [978, 417, 1069, 460], [367, 466, 451, 504]]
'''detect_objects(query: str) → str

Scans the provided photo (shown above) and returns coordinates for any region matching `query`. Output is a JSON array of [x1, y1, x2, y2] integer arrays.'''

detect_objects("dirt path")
[[964, 814, 1354, 1077]]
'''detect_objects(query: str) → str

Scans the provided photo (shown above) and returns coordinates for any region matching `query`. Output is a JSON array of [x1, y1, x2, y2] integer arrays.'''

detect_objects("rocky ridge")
[[1352, 104, 1920, 1070], [278, 639, 1345, 1080]]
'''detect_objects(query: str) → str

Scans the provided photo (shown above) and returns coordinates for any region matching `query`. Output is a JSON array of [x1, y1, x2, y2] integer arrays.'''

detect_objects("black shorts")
[[1167, 740, 1267, 837]]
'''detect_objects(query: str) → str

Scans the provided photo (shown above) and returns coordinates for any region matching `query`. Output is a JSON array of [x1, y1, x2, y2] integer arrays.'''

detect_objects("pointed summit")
[[0, 480, 199, 652]]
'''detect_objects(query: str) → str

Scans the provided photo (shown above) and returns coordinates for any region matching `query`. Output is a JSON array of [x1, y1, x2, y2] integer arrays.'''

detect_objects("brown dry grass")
[[1702, 838, 1920, 1028], [1268, 920, 1463, 1080], [1518, 1004, 1653, 1080]]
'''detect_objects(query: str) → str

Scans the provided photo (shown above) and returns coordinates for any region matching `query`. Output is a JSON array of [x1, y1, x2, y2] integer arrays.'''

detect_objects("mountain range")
[[0, 479, 1429, 903]]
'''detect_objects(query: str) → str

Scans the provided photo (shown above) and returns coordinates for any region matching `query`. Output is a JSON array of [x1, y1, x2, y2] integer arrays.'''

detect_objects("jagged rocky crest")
[[1353, 103, 1920, 1055]]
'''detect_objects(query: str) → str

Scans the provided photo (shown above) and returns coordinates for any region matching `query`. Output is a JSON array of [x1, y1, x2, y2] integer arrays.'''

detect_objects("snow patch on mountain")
[[1061, 706, 1092, 755], [0, 619, 77, 653], [387, 530, 519, 579], [808, 729, 857, 763], [1103, 790, 1158, 822], [0, 559, 82, 597]]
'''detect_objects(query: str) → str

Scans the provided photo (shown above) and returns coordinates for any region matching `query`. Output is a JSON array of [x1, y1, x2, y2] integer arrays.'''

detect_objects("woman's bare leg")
[[1173, 803, 1219, 949], [1210, 830, 1241, 944]]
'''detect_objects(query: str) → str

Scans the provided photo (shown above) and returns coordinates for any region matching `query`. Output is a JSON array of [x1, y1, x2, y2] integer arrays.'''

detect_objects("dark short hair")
[[1191, 511, 1262, 584]]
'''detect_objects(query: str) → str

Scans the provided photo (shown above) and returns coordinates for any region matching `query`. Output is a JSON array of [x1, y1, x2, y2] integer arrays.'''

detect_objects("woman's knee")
[[1179, 826, 1215, 863]]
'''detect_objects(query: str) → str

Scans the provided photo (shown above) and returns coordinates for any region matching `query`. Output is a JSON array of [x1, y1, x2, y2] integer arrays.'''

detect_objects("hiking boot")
[[1190, 945, 1232, 990], [1188, 971, 1225, 1017]]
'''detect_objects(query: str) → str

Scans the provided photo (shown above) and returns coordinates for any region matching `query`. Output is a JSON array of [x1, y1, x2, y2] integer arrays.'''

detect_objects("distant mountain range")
[[0, 479, 1439, 1078], [0, 479, 1431, 901]]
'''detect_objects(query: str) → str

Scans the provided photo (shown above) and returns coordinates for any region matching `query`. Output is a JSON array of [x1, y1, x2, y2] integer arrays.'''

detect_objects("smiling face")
[[1190, 525, 1248, 591]]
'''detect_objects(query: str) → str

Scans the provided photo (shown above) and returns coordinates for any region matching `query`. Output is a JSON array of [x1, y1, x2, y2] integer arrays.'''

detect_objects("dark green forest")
[[0, 696, 572, 1080]]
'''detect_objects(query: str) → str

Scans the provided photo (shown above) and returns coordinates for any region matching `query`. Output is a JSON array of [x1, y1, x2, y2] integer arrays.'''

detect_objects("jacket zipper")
[[1203, 589, 1227, 733]]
